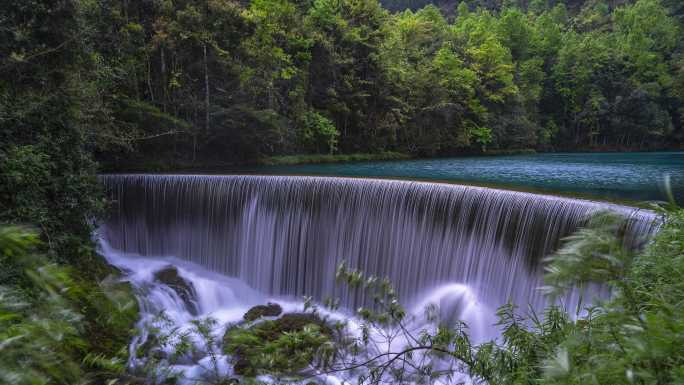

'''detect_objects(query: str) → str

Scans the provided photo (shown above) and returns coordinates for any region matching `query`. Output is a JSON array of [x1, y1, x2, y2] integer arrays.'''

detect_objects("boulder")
[[259, 313, 332, 338], [242, 302, 283, 322], [153, 266, 199, 315], [223, 312, 333, 376]]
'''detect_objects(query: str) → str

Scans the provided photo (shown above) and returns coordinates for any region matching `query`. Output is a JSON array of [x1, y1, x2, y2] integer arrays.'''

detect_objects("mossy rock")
[[223, 312, 333, 377], [243, 302, 283, 322], [257, 313, 332, 338], [154, 266, 199, 315]]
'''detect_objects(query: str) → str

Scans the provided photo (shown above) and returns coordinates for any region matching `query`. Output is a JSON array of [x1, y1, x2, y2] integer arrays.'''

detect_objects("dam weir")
[[101, 174, 656, 316]]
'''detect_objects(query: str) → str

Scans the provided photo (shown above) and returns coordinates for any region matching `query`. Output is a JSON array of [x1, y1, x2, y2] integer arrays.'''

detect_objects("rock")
[[224, 312, 333, 376], [243, 302, 283, 322], [153, 266, 199, 315], [261, 313, 333, 338]]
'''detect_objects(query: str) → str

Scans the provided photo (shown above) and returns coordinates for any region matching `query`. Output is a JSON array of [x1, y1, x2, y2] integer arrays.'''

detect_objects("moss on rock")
[[243, 302, 283, 321], [223, 312, 333, 377]]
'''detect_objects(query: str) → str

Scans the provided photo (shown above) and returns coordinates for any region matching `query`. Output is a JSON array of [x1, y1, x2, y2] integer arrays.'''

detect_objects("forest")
[[3, 0, 684, 170], [1, 0, 684, 384]]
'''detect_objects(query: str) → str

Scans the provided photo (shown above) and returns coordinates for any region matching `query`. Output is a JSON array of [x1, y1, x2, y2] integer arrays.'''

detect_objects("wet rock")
[[243, 302, 283, 322], [262, 313, 332, 337], [223, 312, 333, 376], [154, 266, 199, 315]]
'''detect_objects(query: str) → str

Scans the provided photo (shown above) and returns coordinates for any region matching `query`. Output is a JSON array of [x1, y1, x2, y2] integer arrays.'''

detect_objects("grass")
[[257, 151, 411, 166], [259, 149, 539, 165], [98, 152, 411, 171], [483, 148, 537, 156]]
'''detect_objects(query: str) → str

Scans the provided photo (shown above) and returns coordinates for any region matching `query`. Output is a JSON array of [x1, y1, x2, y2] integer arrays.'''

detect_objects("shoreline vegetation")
[[258, 149, 544, 165], [101, 147, 684, 171], [84, 0, 682, 167], [258, 151, 412, 166]]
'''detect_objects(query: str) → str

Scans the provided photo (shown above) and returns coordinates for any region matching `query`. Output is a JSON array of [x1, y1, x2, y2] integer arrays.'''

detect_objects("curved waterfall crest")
[[101, 174, 656, 313]]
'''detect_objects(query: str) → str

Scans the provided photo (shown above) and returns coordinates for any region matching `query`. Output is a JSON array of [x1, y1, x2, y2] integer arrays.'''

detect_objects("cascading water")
[[98, 174, 657, 383], [101, 174, 654, 313]]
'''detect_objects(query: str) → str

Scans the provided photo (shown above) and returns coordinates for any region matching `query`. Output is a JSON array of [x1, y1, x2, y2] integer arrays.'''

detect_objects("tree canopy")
[[4, 0, 681, 170]]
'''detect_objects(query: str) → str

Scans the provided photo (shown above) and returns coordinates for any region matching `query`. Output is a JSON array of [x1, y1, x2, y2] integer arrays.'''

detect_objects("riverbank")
[[99, 146, 684, 171], [257, 151, 412, 166], [257, 149, 545, 165], [99, 149, 538, 171], [98, 151, 413, 172]]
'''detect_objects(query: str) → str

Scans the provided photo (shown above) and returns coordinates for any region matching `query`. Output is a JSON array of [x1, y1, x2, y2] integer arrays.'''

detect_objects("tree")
[[305, 0, 394, 152], [300, 110, 340, 154], [0, 0, 103, 260]]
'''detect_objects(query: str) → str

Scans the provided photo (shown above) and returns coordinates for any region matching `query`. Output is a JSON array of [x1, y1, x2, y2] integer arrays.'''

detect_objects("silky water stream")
[[98, 175, 657, 384]]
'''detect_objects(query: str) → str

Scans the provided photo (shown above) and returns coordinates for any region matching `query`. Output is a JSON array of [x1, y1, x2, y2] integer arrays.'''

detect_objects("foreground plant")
[[0, 226, 139, 384]]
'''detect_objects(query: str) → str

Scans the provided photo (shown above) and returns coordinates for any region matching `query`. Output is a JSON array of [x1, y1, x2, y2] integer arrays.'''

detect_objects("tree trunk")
[[146, 54, 154, 101], [161, 47, 166, 112], [203, 42, 210, 133], [193, 105, 198, 163]]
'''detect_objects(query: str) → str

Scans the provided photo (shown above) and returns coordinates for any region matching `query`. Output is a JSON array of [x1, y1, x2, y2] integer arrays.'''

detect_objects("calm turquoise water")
[[252, 152, 684, 203]]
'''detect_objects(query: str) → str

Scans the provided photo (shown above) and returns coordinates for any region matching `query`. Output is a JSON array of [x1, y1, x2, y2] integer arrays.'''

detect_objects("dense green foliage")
[[4, 0, 680, 170], [1, 2, 140, 382], [223, 312, 334, 377], [0, 227, 139, 384], [1, 0, 106, 265], [112, 0, 682, 163], [533, 208, 684, 384]]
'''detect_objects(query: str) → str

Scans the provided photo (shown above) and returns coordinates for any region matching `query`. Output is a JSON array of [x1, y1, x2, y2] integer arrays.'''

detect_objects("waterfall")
[[101, 174, 656, 315]]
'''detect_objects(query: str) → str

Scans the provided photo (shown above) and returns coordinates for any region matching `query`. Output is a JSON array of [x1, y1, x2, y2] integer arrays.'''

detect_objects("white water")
[[101, 238, 490, 384], [98, 175, 657, 383]]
